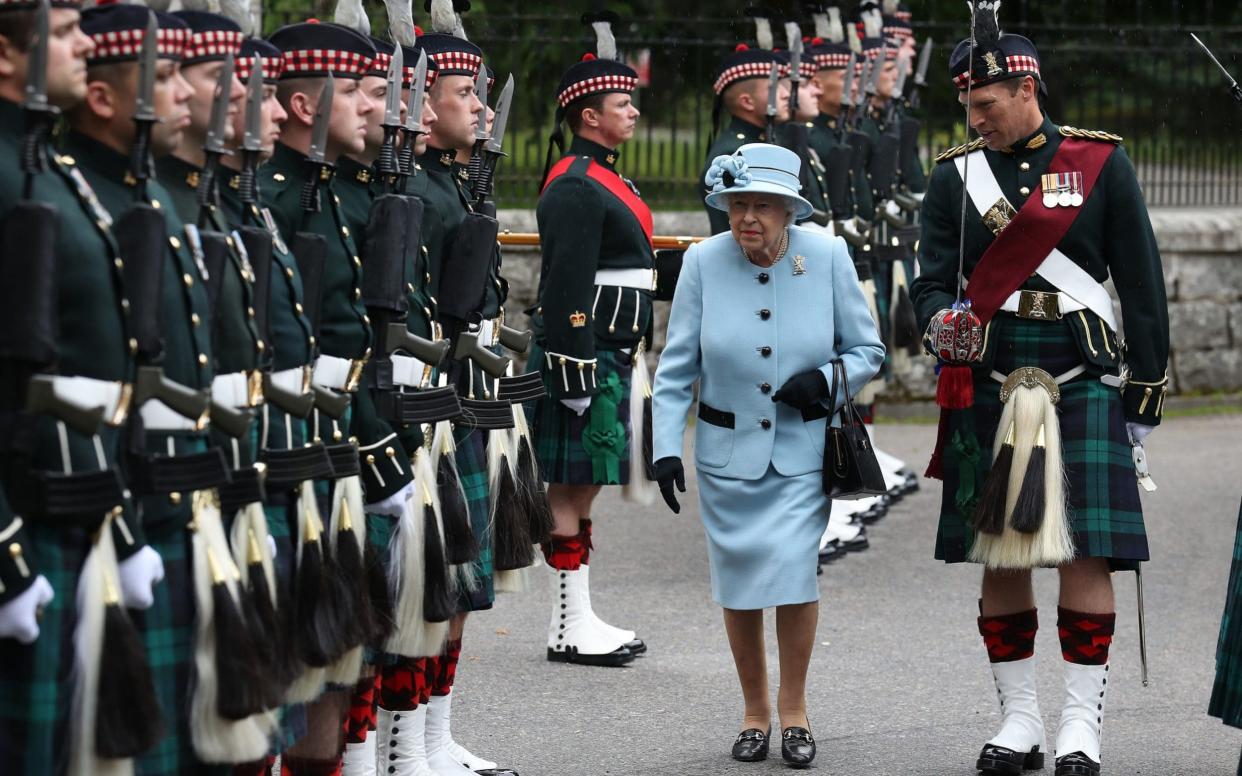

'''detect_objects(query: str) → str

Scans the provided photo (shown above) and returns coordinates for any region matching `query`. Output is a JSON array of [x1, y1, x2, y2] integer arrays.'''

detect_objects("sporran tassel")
[[323, 477, 367, 686], [488, 431, 534, 581], [434, 423, 477, 565], [1010, 423, 1047, 534], [422, 487, 455, 623], [972, 422, 1014, 536]]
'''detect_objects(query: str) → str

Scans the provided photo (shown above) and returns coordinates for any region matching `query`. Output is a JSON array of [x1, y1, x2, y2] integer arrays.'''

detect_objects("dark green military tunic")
[[65, 130, 220, 776], [0, 98, 135, 773], [810, 111, 876, 221], [330, 155, 418, 500], [911, 116, 1169, 569], [529, 137, 653, 485], [700, 117, 768, 235], [155, 154, 264, 474]]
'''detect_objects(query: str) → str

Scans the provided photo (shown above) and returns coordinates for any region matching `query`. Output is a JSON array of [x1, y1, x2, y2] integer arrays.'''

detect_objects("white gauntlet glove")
[[365, 480, 418, 518], [118, 545, 165, 611], [0, 576, 54, 644]]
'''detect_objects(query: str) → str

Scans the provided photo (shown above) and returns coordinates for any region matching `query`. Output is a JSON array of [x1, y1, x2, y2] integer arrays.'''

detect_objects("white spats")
[[376, 705, 437, 776], [427, 691, 499, 771], [1056, 662, 1109, 765], [546, 566, 631, 658], [987, 656, 1047, 756], [341, 732, 377, 776]]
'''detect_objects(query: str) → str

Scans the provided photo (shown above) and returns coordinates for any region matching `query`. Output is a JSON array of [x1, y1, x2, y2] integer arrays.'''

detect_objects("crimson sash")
[[542, 156, 654, 247], [964, 138, 1116, 325]]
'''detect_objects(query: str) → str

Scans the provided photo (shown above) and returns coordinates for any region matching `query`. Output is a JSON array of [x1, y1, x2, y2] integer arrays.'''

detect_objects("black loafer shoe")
[[476, 769, 519, 776], [731, 728, 769, 762], [899, 468, 920, 495], [818, 539, 846, 563], [1054, 752, 1100, 776], [976, 743, 1045, 774], [781, 727, 816, 768], [841, 530, 870, 552]]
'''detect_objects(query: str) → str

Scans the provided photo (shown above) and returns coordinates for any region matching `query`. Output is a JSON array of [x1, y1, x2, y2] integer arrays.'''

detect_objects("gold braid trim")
[[1058, 126, 1124, 144], [934, 137, 987, 163]]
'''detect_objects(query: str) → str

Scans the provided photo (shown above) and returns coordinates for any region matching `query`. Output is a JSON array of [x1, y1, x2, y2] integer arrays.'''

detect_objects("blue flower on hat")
[[705, 153, 752, 194]]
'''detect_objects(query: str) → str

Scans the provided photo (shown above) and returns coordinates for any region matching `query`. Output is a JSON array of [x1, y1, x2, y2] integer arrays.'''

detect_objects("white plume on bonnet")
[[848, 20, 863, 53], [811, 9, 830, 39], [333, 0, 370, 38], [752, 16, 773, 51], [862, 6, 883, 39], [827, 6, 845, 43], [218, 0, 252, 35], [784, 21, 801, 53], [592, 20, 617, 60], [883, 0, 898, 14], [384, 0, 417, 47], [429, 0, 456, 34]]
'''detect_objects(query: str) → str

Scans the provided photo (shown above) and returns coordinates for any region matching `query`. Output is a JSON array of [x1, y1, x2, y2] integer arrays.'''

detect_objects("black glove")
[[771, 369, 829, 410], [653, 456, 685, 515]]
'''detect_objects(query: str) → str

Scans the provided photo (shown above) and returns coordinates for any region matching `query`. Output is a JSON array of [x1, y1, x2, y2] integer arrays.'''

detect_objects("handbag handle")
[[830, 359, 865, 429]]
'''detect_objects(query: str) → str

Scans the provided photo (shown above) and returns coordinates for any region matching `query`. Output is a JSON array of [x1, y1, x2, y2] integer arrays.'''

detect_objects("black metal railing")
[[265, 2, 1242, 209]]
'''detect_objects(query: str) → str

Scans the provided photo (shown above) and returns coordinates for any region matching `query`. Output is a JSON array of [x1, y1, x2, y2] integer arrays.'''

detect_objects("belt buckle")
[[246, 370, 265, 408], [344, 357, 367, 393], [650, 269, 659, 292], [1017, 290, 1060, 321], [110, 382, 134, 426]]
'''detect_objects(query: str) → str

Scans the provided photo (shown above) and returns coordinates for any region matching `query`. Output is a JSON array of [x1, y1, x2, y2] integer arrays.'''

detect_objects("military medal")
[[1056, 173, 1073, 207], [1041, 173, 1059, 208], [1068, 171, 1084, 207]]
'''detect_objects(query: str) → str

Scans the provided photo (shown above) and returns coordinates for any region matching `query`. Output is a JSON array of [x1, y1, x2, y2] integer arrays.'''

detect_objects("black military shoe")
[[860, 495, 891, 524], [819, 538, 846, 563], [1054, 752, 1100, 776], [545, 645, 634, 667], [623, 638, 647, 655], [780, 727, 816, 768], [731, 728, 769, 762], [476, 769, 519, 776], [976, 743, 1045, 774], [841, 526, 870, 552]]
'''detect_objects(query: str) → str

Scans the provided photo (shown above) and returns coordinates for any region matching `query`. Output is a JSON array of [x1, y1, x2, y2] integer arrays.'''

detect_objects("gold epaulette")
[[934, 137, 987, 164], [1058, 126, 1124, 144]]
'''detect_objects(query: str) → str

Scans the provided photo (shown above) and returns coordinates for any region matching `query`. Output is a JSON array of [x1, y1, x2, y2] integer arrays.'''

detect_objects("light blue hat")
[[703, 143, 814, 221]]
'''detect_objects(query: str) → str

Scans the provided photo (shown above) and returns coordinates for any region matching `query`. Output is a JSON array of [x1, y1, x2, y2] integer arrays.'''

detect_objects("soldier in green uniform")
[[527, 11, 650, 670], [910, 4, 1168, 775], [0, 1, 156, 770], [263, 20, 390, 776], [700, 34, 788, 235]]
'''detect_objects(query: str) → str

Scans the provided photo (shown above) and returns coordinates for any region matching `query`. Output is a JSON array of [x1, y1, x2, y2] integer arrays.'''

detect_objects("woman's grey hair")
[[724, 192, 799, 219]]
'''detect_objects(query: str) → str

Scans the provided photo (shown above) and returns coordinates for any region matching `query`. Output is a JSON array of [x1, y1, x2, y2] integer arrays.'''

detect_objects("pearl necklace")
[[742, 228, 790, 268]]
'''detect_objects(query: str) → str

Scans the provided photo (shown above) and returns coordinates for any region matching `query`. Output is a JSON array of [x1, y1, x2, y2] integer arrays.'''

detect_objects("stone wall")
[[497, 207, 1242, 397]]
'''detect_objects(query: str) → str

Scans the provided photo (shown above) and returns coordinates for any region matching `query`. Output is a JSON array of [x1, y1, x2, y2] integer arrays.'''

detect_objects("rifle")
[[397, 50, 429, 192], [119, 11, 211, 429], [764, 62, 780, 141], [781, 22, 828, 225], [1191, 33, 1242, 103]]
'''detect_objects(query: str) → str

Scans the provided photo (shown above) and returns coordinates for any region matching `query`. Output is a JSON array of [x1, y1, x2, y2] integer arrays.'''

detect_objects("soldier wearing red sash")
[[910, 3, 1168, 775], [527, 11, 652, 668]]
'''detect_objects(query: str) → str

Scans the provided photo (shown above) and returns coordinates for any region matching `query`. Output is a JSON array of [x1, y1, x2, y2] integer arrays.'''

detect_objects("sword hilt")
[[466, 139, 485, 194], [237, 162, 258, 208], [298, 176, 320, 214], [377, 129, 400, 178]]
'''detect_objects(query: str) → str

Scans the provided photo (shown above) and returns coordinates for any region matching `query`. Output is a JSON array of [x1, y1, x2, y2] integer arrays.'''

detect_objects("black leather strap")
[[378, 386, 462, 425], [219, 465, 266, 514], [697, 402, 734, 428], [496, 372, 547, 403], [8, 467, 124, 525], [456, 398, 516, 430], [325, 442, 361, 478]]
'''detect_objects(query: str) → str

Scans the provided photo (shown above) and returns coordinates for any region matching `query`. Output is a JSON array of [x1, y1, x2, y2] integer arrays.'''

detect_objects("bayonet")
[[129, 10, 160, 200], [19, 0, 55, 196], [485, 74, 513, 156], [377, 44, 404, 180], [470, 73, 513, 208], [466, 67, 491, 189], [398, 50, 428, 186], [913, 37, 934, 87], [1191, 32, 1242, 103], [195, 52, 234, 221], [237, 56, 265, 214], [765, 61, 780, 138], [841, 51, 858, 113], [892, 51, 910, 101], [298, 73, 334, 220]]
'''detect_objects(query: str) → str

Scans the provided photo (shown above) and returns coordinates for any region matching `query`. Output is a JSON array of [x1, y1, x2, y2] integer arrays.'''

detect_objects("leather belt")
[[46, 376, 132, 427], [219, 464, 266, 514], [391, 354, 432, 388], [456, 398, 515, 430], [7, 467, 125, 524], [133, 448, 231, 496], [378, 386, 462, 426], [313, 354, 368, 393], [212, 370, 264, 409], [698, 401, 831, 429], [324, 442, 361, 478], [141, 399, 207, 432], [270, 366, 311, 395], [259, 443, 334, 489], [595, 268, 657, 291], [496, 372, 547, 403], [999, 289, 1087, 322]]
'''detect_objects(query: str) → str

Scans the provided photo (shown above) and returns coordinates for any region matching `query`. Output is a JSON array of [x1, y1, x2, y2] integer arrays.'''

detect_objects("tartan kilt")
[[526, 345, 633, 486], [0, 521, 91, 775], [1210, 498, 1242, 727], [934, 315, 1148, 570], [453, 426, 494, 611]]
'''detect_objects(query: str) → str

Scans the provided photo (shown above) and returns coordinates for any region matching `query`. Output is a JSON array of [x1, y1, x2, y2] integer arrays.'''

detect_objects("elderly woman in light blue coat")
[[652, 144, 884, 767]]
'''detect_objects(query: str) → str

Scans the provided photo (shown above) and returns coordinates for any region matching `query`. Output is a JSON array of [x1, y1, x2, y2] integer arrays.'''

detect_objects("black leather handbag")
[[822, 360, 887, 500]]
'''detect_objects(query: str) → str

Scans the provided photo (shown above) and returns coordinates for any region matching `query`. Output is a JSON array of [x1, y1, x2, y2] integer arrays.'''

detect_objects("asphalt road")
[[449, 415, 1242, 775]]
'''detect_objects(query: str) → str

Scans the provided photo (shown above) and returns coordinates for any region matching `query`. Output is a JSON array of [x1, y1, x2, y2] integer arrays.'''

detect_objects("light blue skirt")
[[698, 464, 830, 610]]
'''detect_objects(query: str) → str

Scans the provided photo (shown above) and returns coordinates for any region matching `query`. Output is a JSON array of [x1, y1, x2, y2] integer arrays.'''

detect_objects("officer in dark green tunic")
[[701, 43, 786, 235], [909, 6, 1167, 775], [263, 20, 390, 776], [527, 13, 650, 669], [0, 1, 152, 769]]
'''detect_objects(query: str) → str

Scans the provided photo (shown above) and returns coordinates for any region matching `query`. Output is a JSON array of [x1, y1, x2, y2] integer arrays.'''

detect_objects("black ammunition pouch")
[[496, 372, 546, 404], [455, 397, 515, 430], [361, 193, 418, 313], [219, 464, 266, 514], [0, 201, 58, 366], [131, 448, 231, 496], [377, 385, 462, 426], [437, 213, 499, 322], [259, 443, 334, 490], [116, 204, 170, 358], [290, 231, 327, 337], [325, 442, 361, 478], [6, 466, 124, 527]]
